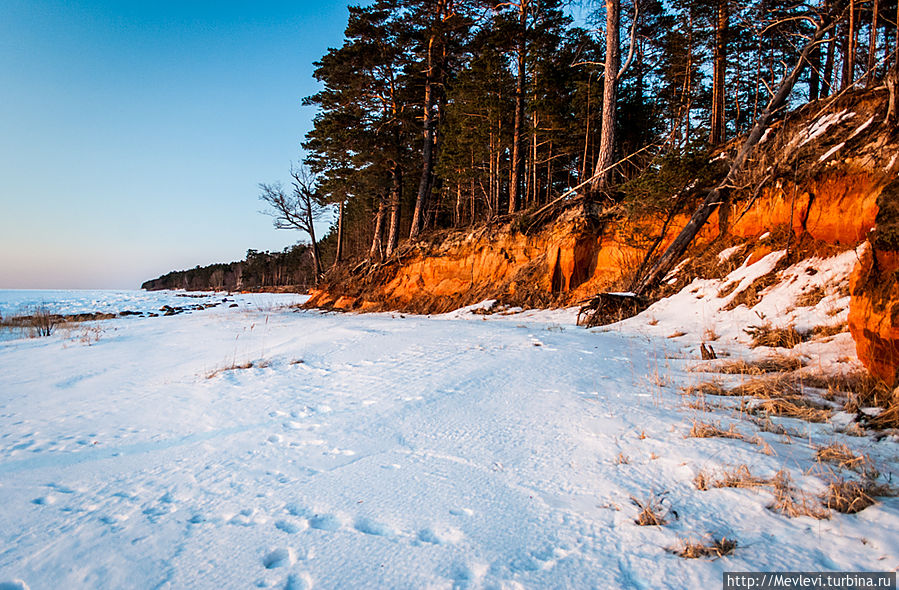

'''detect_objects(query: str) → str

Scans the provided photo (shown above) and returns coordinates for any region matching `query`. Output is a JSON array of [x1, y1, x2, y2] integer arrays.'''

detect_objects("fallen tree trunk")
[[633, 9, 837, 296]]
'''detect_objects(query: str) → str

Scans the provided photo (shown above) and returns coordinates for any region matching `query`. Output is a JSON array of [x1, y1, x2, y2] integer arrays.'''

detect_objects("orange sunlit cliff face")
[[308, 165, 898, 385], [308, 88, 899, 386]]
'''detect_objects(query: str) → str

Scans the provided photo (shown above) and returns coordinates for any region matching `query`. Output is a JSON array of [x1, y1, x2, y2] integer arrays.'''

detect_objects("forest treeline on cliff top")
[[145, 0, 898, 292]]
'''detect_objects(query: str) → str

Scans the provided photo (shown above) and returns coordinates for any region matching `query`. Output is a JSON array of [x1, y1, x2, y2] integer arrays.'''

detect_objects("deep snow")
[[0, 286, 897, 589]]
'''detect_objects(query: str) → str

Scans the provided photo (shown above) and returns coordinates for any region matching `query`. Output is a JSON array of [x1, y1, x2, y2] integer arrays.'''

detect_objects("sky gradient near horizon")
[[0, 0, 352, 289]]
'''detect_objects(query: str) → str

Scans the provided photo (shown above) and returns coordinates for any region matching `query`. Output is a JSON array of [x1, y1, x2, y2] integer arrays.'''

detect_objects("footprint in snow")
[[0, 581, 31, 590], [46, 482, 78, 494], [353, 517, 398, 538], [230, 508, 266, 527], [275, 519, 308, 534], [449, 562, 488, 587], [417, 525, 464, 545], [263, 547, 295, 569], [31, 495, 56, 506], [284, 572, 314, 590], [449, 508, 474, 517], [308, 513, 342, 532]]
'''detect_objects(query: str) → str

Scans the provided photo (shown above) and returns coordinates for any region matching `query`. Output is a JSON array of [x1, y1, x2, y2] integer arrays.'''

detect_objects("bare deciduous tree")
[[259, 165, 326, 285]]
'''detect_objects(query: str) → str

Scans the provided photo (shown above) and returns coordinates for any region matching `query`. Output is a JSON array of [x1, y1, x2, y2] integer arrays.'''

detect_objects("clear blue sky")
[[0, 0, 351, 289]]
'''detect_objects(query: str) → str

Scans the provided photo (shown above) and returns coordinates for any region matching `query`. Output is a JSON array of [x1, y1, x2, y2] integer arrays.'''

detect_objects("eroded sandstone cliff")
[[307, 87, 899, 385]]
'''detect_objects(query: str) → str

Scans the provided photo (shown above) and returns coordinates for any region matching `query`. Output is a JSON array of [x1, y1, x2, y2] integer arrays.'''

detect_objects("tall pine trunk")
[[509, 0, 527, 214], [822, 27, 835, 96], [386, 163, 403, 257], [866, 0, 878, 87], [809, 38, 822, 100], [333, 200, 344, 267], [369, 197, 386, 261], [410, 36, 437, 239], [590, 0, 620, 192], [709, 0, 728, 145]]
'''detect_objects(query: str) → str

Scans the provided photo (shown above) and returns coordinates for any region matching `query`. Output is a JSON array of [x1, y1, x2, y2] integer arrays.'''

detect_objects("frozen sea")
[[0, 289, 309, 318]]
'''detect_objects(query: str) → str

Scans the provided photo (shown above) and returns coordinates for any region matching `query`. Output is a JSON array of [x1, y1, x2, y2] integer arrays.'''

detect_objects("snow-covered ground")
[[1, 288, 897, 589]]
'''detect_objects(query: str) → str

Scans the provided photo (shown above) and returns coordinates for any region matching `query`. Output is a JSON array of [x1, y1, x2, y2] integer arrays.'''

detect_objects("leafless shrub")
[[0, 307, 61, 338], [31, 307, 58, 337]]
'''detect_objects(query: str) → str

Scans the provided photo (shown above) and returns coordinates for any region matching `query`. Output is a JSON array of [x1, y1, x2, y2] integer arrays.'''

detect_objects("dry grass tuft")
[[712, 464, 769, 489], [673, 536, 738, 559], [750, 415, 801, 438], [795, 285, 826, 308], [711, 374, 833, 422], [683, 397, 722, 412], [668, 330, 688, 339], [823, 479, 877, 514], [694, 471, 709, 490], [746, 434, 776, 455], [717, 281, 741, 298], [768, 471, 830, 519], [689, 420, 743, 439], [723, 269, 780, 311], [799, 370, 885, 402], [699, 354, 806, 375], [745, 323, 804, 349], [729, 374, 799, 397], [632, 495, 668, 526], [682, 381, 729, 397], [815, 443, 871, 472], [207, 359, 271, 379], [616, 453, 629, 465], [865, 402, 899, 430], [811, 323, 848, 339], [750, 397, 832, 423]]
